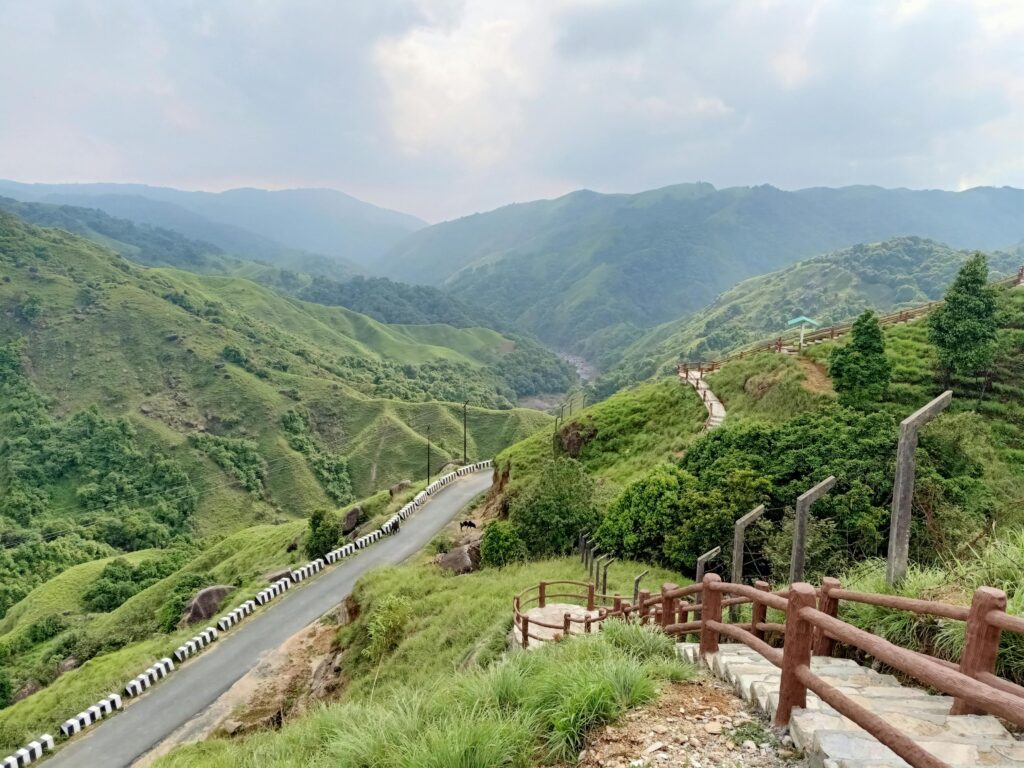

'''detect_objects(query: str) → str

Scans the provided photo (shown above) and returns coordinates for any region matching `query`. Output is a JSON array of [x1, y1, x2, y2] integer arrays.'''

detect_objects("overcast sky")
[[1, 0, 1022, 221]]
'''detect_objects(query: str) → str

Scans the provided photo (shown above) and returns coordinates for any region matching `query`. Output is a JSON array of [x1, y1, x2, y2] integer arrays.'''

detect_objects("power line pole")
[[426, 425, 432, 483], [463, 400, 468, 465]]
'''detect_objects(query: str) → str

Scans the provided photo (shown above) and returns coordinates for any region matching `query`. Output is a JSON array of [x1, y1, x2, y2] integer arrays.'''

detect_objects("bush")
[[0, 668, 12, 708], [363, 594, 413, 664], [480, 521, 527, 567], [305, 508, 341, 560], [829, 310, 891, 406], [509, 458, 599, 558]]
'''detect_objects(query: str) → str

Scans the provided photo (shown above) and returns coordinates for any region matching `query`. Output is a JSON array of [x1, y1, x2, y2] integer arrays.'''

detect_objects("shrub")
[[509, 458, 600, 558], [829, 310, 891, 406], [480, 521, 527, 567], [305, 508, 341, 560], [363, 594, 413, 664]]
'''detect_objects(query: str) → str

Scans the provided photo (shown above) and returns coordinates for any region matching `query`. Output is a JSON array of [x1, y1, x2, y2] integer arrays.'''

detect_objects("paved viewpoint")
[[47, 473, 492, 768]]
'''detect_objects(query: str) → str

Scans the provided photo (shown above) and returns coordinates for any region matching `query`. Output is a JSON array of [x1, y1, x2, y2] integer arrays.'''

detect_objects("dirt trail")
[[795, 356, 834, 395]]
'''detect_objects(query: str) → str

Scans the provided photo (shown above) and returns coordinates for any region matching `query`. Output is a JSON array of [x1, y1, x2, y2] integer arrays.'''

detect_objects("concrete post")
[[790, 476, 836, 584], [730, 505, 765, 621], [633, 570, 649, 607], [887, 391, 952, 585]]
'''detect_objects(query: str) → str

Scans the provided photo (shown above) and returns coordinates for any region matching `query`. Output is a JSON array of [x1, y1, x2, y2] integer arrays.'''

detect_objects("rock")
[[703, 722, 723, 735], [742, 739, 757, 752], [182, 585, 234, 625], [57, 657, 79, 675], [139, 403, 154, 415], [437, 541, 481, 574], [266, 569, 292, 583], [14, 680, 40, 702], [389, 480, 412, 498], [222, 719, 243, 736], [342, 506, 362, 534], [644, 742, 665, 754]]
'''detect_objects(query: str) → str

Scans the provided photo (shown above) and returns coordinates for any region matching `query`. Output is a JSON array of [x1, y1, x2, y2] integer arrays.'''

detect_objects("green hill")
[[602, 237, 1021, 392], [0, 212, 556, 621], [381, 184, 1024, 367]]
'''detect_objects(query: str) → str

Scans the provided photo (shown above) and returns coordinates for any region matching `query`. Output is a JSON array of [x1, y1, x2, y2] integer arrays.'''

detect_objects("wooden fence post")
[[887, 391, 952, 585], [751, 581, 770, 641], [695, 545, 721, 621], [638, 589, 651, 623], [813, 578, 841, 656], [699, 573, 722, 657], [612, 594, 622, 614], [520, 615, 530, 649], [731, 506, 765, 620], [774, 582, 816, 727], [563, 612, 571, 637], [538, 581, 547, 609], [661, 583, 677, 630], [951, 587, 1006, 715], [587, 582, 595, 611], [790, 476, 836, 583]]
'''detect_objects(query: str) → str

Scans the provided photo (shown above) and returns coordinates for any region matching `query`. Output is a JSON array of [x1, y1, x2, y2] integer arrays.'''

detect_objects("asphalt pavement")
[[45, 472, 491, 767]]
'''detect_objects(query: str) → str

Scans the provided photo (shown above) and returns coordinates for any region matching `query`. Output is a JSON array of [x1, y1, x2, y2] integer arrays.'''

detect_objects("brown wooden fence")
[[678, 265, 1024, 376], [512, 573, 1024, 768]]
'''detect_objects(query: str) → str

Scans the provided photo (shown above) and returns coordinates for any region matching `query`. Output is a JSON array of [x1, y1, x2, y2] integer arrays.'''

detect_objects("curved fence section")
[[513, 573, 1024, 768]]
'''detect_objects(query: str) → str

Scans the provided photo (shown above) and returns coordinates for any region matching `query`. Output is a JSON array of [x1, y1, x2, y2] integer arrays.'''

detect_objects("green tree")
[[305, 508, 340, 560], [596, 465, 695, 562], [928, 253, 998, 382], [0, 668, 12, 708], [828, 310, 891, 406], [509, 458, 599, 557], [480, 520, 527, 567]]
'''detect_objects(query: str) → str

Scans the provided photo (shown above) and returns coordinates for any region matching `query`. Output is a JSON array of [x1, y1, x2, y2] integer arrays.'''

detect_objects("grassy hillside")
[[0, 213, 555, 622], [151, 555, 691, 768], [495, 379, 707, 506], [381, 184, 1024, 366], [606, 237, 1021, 392]]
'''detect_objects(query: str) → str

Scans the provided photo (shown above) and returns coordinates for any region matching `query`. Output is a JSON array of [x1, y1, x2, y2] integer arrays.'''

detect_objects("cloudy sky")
[[1, 0, 1022, 221]]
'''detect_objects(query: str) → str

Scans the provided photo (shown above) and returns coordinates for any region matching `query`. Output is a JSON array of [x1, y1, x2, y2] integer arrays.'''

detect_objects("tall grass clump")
[[155, 625, 695, 768]]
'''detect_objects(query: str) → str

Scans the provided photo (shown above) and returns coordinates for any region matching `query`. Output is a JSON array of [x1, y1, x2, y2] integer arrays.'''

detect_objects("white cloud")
[[0, 0, 1022, 220]]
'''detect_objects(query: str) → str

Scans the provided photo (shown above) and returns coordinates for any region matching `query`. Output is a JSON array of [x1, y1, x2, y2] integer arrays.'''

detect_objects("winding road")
[[46, 472, 492, 768]]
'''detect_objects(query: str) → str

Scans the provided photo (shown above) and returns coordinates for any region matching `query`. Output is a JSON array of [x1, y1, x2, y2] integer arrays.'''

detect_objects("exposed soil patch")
[[796, 356, 834, 396], [574, 675, 804, 768]]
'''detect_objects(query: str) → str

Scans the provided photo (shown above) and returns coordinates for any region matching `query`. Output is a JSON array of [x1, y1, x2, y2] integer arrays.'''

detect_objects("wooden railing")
[[678, 265, 1024, 375], [513, 573, 1024, 768]]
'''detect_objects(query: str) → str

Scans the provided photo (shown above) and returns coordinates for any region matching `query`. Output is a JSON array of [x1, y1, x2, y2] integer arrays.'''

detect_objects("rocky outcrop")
[[342, 506, 362, 534], [389, 480, 412, 497], [183, 585, 234, 625], [437, 540, 481, 574]]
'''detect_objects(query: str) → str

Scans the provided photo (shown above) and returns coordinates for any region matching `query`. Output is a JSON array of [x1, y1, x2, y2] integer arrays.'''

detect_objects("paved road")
[[47, 473, 492, 768]]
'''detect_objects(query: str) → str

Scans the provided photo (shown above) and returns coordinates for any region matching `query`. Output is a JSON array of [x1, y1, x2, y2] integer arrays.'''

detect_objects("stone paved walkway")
[[678, 642, 1024, 768], [681, 370, 726, 429]]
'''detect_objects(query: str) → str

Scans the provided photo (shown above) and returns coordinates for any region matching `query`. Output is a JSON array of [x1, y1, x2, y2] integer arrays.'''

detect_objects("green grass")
[[152, 557, 694, 768], [496, 379, 706, 505], [705, 352, 827, 422]]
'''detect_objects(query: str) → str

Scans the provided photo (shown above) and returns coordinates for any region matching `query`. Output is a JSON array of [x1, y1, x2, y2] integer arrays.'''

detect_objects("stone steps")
[[678, 642, 1023, 768]]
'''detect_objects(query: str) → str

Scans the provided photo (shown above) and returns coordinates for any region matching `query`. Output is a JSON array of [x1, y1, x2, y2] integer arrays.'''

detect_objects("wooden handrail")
[[513, 571, 1024, 766]]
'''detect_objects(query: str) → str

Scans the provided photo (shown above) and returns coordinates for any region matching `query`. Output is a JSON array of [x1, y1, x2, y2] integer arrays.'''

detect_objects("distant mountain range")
[[0, 180, 426, 277], [599, 236, 1022, 392], [379, 183, 1024, 365]]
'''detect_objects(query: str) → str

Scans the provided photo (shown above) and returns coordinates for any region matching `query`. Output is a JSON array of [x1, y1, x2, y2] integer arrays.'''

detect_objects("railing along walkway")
[[513, 575, 1024, 768]]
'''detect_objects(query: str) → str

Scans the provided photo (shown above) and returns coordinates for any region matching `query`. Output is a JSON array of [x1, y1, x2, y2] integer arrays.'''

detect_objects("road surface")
[[47, 472, 492, 768]]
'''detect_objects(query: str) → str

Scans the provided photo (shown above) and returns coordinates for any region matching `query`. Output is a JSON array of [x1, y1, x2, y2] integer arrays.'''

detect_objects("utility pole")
[[462, 400, 468, 465], [426, 425, 432, 483]]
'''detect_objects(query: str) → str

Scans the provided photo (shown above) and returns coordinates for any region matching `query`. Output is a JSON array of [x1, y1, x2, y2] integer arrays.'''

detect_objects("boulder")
[[437, 541, 481, 574], [182, 585, 234, 625], [389, 480, 412, 498], [342, 506, 362, 534], [57, 657, 79, 675], [266, 569, 292, 583]]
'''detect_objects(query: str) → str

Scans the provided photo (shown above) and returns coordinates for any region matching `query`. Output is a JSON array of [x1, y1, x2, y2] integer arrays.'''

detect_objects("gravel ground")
[[574, 675, 806, 768]]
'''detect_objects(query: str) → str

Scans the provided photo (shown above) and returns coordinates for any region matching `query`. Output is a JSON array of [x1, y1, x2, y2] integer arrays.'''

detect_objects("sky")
[[1, 0, 1022, 222]]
